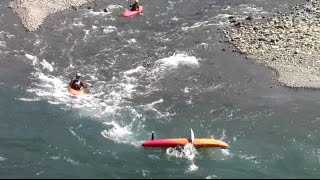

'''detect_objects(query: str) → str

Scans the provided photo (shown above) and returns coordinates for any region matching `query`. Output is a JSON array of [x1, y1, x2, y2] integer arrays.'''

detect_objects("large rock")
[[226, 1, 320, 88]]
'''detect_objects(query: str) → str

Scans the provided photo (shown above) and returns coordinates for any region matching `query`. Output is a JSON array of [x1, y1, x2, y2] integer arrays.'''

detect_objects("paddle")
[[85, 82, 92, 87], [190, 128, 195, 143]]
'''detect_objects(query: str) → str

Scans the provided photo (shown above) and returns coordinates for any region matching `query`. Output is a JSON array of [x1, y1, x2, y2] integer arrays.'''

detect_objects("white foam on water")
[[182, 21, 210, 31], [128, 38, 137, 44], [166, 144, 196, 159], [140, 98, 163, 108], [63, 156, 80, 166], [6, 34, 15, 38], [157, 53, 199, 67], [103, 26, 117, 34], [118, 52, 201, 99], [87, 10, 111, 16], [0, 157, 6, 161], [239, 4, 264, 14], [182, 14, 233, 31], [71, 19, 86, 28], [84, 4, 123, 17], [35, 171, 45, 176], [40, 59, 54, 72], [36, 171, 45, 176], [148, 154, 160, 160], [310, 148, 320, 165], [22, 54, 100, 113], [138, 99, 173, 118], [49, 156, 60, 160], [0, 31, 11, 54], [101, 122, 139, 146], [199, 42, 208, 48], [33, 38, 42, 46], [166, 143, 199, 172], [17, 97, 41, 102], [238, 154, 260, 164], [141, 169, 150, 177], [83, 29, 91, 41], [0, 41, 5, 48], [221, 149, 232, 157], [180, 4, 269, 32], [69, 126, 86, 146], [0, 31, 4, 36], [188, 163, 198, 172], [25, 54, 38, 66], [151, 53, 199, 80], [219, 129, 227, 141], [170, 16, 179, 22], [222, 6, 231, 11], [167, 0, 177, 11], [216, 13, 234, 19], [206, 174, 218, 179], [206, 83, 226, 92], [21, 51, 200, 147], [0, 44, 6, 54], [120, 66, 154, 97], [107, 4, 123, 10], [183, 87, 190, 93]]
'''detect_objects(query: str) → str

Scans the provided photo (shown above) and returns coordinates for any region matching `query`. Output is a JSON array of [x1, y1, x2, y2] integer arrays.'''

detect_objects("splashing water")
[[20, 52, 202, 147], [166, 143, 199, 172]]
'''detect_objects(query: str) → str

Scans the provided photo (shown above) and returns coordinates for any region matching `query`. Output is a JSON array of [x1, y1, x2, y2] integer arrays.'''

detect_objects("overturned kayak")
[[142, 129, 229, 149], [142, 138, 229, 149], [122, 6, 143, 17], [67, 87, 84, 96]]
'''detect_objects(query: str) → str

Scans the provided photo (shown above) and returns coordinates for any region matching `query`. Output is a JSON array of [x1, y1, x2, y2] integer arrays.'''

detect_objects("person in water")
[[69, 73, 87, 90], [129, 0, 139, 11]]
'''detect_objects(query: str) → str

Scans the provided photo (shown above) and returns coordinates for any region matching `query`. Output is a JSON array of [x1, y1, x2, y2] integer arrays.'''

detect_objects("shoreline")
[[8, 0, 93, 31], [224, 0, 320, 89]]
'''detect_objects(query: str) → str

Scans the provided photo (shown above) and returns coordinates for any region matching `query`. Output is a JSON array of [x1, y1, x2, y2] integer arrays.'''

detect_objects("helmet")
[[135, 0, 139, 3], [76, 73, 81, 79]]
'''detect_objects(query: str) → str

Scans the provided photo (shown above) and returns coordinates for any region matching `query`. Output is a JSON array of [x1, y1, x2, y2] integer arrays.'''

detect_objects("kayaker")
[[69, 73, 87, 90], [129, 0, 139, 11]]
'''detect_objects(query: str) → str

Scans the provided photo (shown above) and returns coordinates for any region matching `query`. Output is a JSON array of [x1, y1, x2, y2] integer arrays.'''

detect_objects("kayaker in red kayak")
[[69, 73, 87, 90]]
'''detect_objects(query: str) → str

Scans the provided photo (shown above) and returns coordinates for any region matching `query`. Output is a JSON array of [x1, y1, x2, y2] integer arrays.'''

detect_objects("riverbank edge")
[[224, 1, 320, 89], [7, 0, 94, 31]]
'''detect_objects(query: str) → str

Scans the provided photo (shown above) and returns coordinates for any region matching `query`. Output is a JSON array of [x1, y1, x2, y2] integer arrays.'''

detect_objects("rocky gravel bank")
[[8, 0, 93, 31], [224, 0, 320, 89]]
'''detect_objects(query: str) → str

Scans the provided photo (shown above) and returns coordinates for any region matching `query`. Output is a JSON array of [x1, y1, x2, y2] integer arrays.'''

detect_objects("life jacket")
[[72, 79, 81, 89], [130, 3, 138, 11]]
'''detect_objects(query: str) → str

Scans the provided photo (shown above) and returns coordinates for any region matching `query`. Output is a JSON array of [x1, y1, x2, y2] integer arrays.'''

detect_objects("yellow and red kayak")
[[67, 87, 84, 96], [142, 129, 229, 149], [142, 138, 229, 149]]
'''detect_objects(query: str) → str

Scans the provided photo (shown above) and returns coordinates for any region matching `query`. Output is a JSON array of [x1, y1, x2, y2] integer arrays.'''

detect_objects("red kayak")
[[142, 129, 229, 149], [122, 6, 143, 17]]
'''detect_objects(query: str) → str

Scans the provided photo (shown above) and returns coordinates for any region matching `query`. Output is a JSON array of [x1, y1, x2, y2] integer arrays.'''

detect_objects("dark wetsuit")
[[69, 79, 86, 90], [130, 2, 139, 11]]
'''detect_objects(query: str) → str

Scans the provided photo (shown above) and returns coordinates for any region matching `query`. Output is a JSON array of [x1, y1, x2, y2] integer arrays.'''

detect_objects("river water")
[[1, 0, 320, 178]]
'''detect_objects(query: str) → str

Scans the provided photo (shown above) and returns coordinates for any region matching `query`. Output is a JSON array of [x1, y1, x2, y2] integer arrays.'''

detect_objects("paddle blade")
[[190, 128, 195, 143]]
